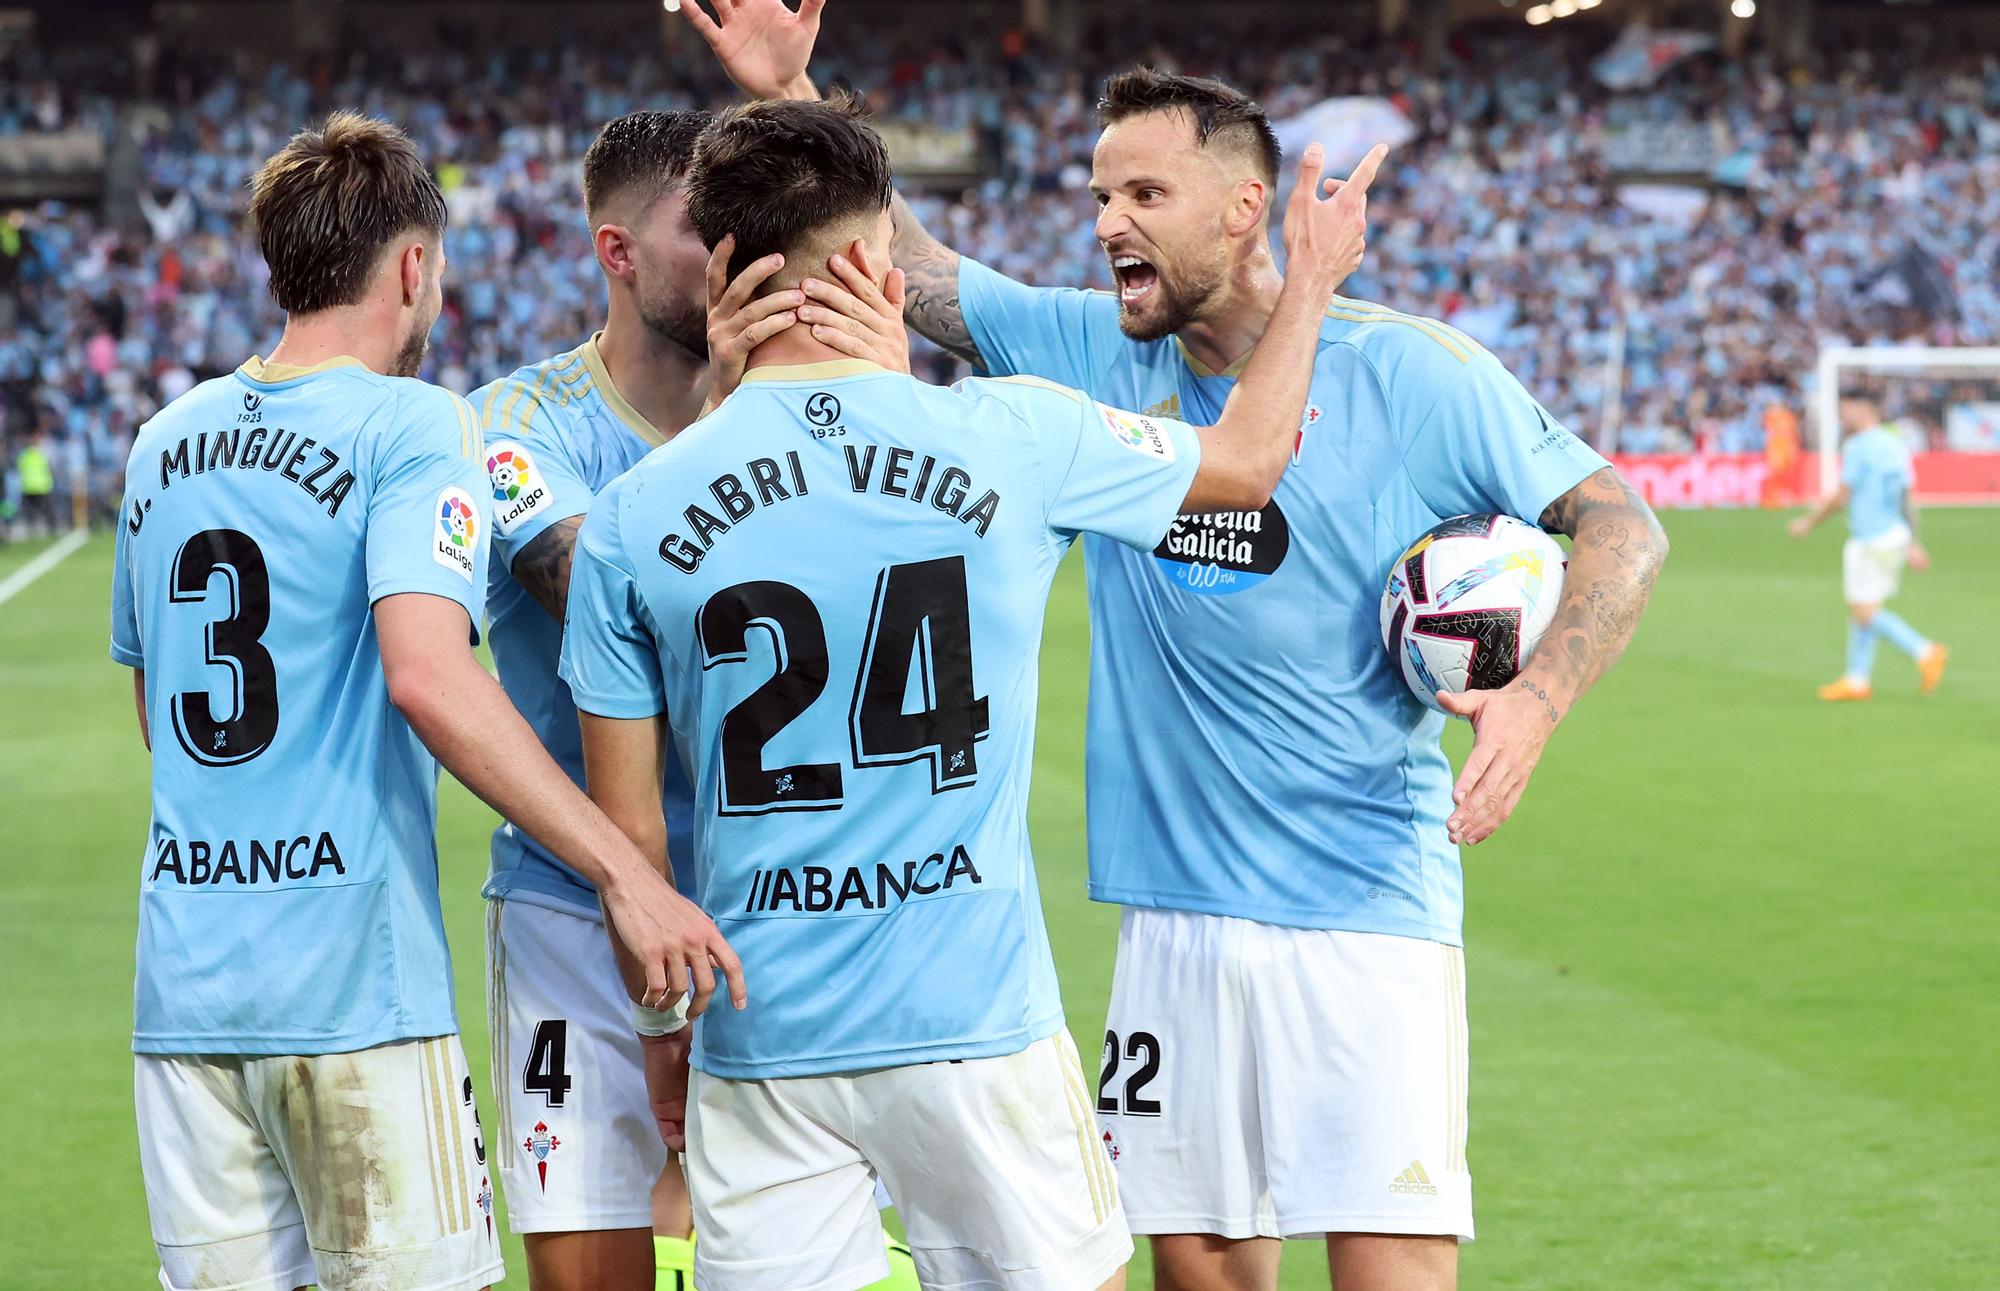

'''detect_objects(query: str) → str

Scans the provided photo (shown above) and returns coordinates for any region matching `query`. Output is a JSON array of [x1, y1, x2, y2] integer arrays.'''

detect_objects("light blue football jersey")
[[1841, 426, 1913, 541], [475, 334, 698, 915], [109, 355, 488, 1055], [959, 260, 1608, 944], [559, 358, 1201, 1078]]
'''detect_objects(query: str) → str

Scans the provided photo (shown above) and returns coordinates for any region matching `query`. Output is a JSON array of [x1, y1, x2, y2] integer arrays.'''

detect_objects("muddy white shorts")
[[135, 1035, 504, 1291], [485, 898, 669, 1233], [1842, 524, 1911, 604], [1095, 909, 1473, 1242], [686, 1030, 1131, 1291]]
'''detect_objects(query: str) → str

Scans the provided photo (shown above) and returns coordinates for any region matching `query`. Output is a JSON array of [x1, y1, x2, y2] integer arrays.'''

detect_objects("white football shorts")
[[485, 898, 669, 1233], [1842, 524, 1912, 605], [686, 1030, 1131, 1291], [1096, 909, 1472, 1241], [135, 1035, 503, 1291]]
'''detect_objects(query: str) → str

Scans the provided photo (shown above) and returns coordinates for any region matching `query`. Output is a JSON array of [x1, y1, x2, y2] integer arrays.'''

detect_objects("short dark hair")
[[684, 95, 894, 282], [583, 109, 713, 221], [247, 110, 448, 316], [1099, 68, 1280, 185]]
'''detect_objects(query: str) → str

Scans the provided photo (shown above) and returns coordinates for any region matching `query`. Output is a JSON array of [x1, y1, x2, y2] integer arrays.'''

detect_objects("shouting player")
[[475, 108, 909, 1291], [110, 112, 737, 1291], [559, 96, 1370, 1291], [1788, 391, 1949, 700], [683, 6, 1670, 1288]]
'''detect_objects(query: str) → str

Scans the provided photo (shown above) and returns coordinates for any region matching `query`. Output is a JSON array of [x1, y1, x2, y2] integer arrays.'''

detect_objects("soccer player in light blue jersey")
[[109, 113, 738, 1291], [560, 97, 1369, 1291], [473, 108, 913, 1291], [1789, 392, 1949, 700], [683, 9, 1670, 1288]]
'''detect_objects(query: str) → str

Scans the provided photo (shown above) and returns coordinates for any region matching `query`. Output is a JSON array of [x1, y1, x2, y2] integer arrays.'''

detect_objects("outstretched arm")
[[1438, 467, 1669, 845]]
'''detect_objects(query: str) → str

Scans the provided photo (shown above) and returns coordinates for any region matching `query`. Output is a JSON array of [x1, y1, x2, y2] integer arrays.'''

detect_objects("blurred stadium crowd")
[[3, 21, 1998, 527]]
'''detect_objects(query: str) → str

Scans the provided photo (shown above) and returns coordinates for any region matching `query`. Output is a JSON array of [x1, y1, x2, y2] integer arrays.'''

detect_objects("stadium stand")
[[3, 21, 1998, 524]]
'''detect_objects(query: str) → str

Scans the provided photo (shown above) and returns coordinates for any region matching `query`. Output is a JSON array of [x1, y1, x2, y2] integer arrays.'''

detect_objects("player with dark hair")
[[473, 107, 911, 1291], [684, 6, 1669, 1289], [112, 110, 738, 1291], [561, 93, 1370, 1291]]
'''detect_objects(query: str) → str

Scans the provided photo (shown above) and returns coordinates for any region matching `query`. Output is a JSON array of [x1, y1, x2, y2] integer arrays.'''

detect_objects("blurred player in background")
[[1789, 392, 1949, 700], [474, 108, 912, 1291], [561, 95, 1366, 1291], [110, 111, 737, 1291], [682, 5, 1669, 1287]]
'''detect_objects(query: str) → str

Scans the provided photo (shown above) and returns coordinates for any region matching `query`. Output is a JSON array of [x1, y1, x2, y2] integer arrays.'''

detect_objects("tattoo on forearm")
[[891, 192, 982, 367], [513, 516, 583, 623], [1531, 467, 1668, 707], [1517, 677, 1561, 724]]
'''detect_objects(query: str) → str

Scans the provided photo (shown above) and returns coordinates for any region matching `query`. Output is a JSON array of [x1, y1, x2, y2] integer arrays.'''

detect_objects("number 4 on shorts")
[[524, 1019, 573, 1107], [1097, 1029, 1162, 1117]]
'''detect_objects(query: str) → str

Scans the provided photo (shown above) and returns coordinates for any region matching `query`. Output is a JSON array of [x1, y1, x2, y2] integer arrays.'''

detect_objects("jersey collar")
[[579, 332, 666, 447], [1173, 337, 1250, 380], [238, 354, 366, 384], [740, 359, 892, 384]]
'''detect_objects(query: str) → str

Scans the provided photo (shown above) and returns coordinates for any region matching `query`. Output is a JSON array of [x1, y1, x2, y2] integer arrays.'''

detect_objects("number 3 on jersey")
[[169, 528, 281, 766], [699, 555, 991, 815]]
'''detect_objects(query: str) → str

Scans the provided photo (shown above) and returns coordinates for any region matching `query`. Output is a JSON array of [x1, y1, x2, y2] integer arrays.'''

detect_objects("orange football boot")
[[1818, 678, 1872, 702], [1918, 643, 1950, 696]]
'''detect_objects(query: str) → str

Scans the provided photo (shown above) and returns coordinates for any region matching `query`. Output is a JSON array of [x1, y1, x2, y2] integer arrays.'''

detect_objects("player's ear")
[[397, 241, 426, 306], [1225, 178, 1268, 237], [594, 223, 635, 281], [844, 238, 887, 288]]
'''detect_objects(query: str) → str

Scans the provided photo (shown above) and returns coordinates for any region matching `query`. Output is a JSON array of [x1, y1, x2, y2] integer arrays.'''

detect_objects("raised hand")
[[1282, 141, 1387, 299], [675, 0, 824, 101]]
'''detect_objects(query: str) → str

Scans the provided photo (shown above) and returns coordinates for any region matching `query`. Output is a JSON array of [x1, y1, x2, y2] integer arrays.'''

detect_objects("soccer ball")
[[1379, 514, 1566, 713]]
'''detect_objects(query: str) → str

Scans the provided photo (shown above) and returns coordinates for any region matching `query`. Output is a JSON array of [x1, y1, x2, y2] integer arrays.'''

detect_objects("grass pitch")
[[2, 508, 1995, 1289]]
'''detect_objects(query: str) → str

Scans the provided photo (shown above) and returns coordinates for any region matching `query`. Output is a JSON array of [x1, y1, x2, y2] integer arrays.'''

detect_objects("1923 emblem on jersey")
[[805, 392, 842, 427]]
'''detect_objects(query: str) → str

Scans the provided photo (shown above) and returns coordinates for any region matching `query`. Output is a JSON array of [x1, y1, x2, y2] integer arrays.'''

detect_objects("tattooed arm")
[[890, 192, 982, 367], [1526, 467, 1671, 708], [1436, 466, 1669, 845], [511, 516, 584, 622]]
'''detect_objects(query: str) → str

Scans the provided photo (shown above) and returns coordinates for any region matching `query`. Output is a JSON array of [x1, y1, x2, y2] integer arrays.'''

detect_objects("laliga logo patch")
[[433, 486, 479, 582], [486, 441, 553, 535], [1098, 403, 1175, 462]]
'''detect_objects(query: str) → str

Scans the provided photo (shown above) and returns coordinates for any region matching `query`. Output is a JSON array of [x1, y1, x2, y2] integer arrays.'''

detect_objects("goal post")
[[1812, 346, 2000, 505]]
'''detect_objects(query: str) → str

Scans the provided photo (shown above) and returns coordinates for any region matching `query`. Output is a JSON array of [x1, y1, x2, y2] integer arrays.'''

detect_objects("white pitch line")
[[0, 528, 91, 609]]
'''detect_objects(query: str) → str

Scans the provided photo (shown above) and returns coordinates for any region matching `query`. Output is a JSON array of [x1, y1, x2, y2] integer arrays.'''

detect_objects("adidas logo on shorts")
[[1389, 1160, 1439, 1196]]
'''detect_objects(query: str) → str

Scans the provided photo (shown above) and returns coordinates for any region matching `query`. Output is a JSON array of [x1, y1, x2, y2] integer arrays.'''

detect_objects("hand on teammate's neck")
[[1173, 245, 1287, 379], [597, 295, 711, 441]]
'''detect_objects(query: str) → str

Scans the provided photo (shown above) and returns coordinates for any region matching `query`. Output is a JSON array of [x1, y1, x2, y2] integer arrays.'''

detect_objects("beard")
[[1117, 255, 1224, 343], [390, 315, 433, 378], [641, 288, 709, 358]]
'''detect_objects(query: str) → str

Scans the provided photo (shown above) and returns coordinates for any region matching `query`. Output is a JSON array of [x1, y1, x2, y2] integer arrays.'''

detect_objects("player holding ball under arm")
[[680, 4, 1669, 1288]]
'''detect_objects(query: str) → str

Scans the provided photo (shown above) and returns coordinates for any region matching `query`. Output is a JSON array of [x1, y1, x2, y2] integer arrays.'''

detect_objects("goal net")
[[1811, 346, 2000, 505]]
